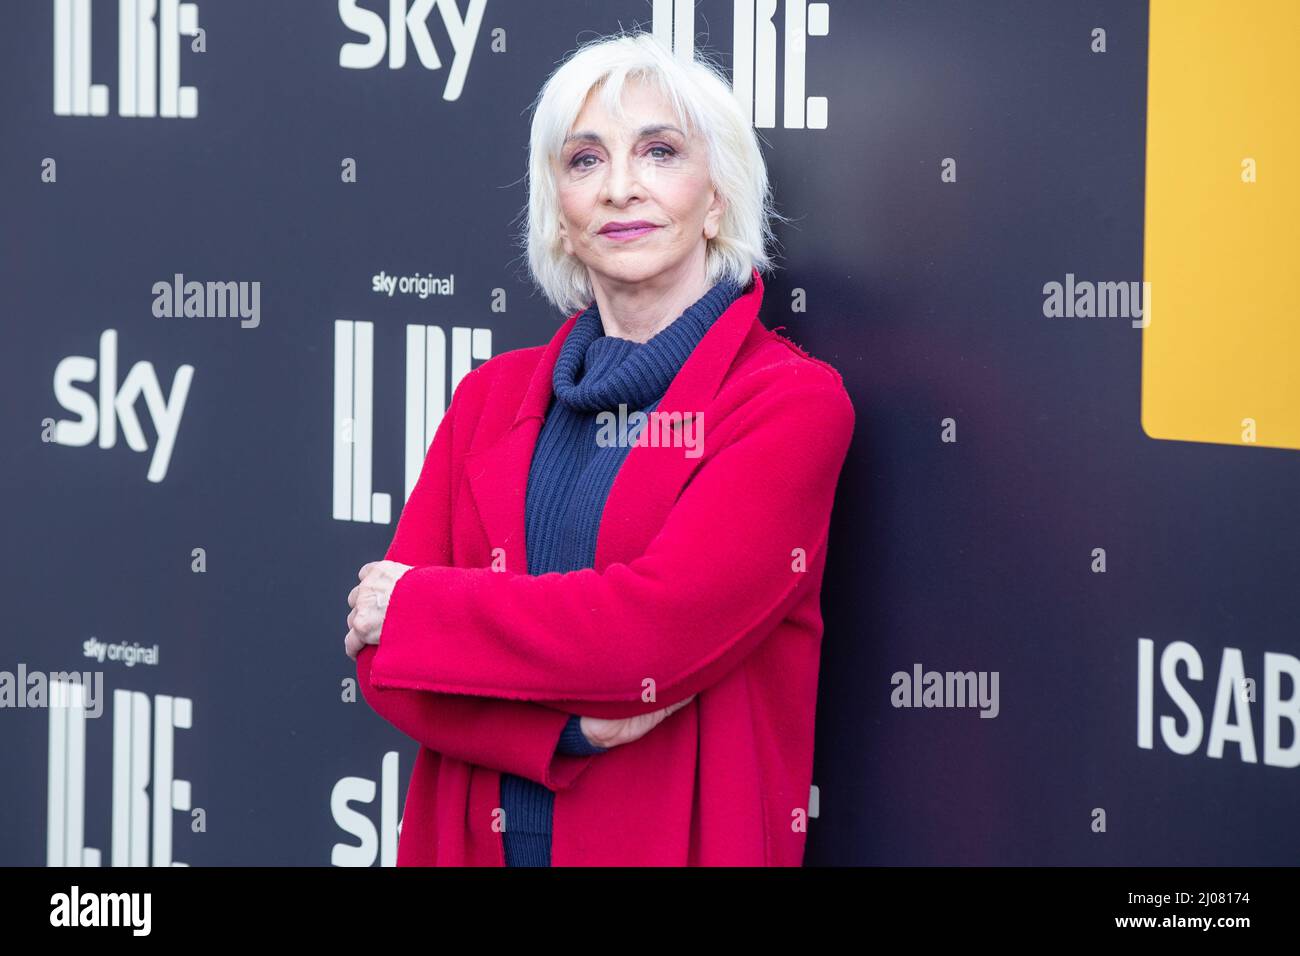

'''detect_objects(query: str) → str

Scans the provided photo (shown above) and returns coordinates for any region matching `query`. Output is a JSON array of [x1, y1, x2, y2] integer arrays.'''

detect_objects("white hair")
[[519, 30, 786, 315]]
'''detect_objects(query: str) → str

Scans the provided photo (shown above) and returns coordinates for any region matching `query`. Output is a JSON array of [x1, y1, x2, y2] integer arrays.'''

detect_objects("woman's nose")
[[601, 153, 645, 205]]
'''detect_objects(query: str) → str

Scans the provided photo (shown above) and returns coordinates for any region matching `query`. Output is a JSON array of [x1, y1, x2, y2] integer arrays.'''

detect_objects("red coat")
[[357, 267, 855, 865]]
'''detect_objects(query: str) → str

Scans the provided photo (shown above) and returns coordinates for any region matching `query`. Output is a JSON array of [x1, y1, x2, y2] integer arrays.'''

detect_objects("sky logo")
[[338, 0, 486, 101], [50, 329, 194, 484]]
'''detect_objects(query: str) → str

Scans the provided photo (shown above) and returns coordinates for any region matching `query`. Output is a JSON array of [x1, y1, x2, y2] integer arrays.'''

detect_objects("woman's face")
[[554, 77, 724, 291]]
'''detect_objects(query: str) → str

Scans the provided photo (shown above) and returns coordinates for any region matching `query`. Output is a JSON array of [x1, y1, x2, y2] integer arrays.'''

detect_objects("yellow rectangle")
[[1142, 0, 1299, 450]]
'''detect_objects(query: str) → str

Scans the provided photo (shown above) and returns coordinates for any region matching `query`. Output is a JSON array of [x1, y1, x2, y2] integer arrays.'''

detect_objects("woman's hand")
[[345, 559, 695, 743], [345, 560, 413, 660], [579, 694, 697, 749]]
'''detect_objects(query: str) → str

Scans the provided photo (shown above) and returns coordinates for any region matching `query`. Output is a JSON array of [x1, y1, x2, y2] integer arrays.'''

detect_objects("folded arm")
[[357, 645, 599, 787], [369, 379, 855, 719], [355, 366, 600, 788]]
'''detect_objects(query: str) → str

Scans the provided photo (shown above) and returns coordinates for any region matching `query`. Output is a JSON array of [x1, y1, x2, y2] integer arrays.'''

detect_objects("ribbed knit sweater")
[[501, 274, 744, 866]]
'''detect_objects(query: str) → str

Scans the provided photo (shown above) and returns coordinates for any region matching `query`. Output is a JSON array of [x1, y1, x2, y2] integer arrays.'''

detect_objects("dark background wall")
[[2, 0, 1295, 866]]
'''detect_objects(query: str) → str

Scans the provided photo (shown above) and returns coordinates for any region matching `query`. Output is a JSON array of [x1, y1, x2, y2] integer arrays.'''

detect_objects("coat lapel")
[[461, 312, 574, 573], [464, 268, 766, 574]]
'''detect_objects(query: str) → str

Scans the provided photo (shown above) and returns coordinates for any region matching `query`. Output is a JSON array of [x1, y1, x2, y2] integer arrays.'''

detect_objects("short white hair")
[[520, 30, 785, 315]]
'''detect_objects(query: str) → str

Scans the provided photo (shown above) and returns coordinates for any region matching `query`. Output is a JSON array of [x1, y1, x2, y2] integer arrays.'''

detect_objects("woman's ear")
[[703, 189, 726, 240]]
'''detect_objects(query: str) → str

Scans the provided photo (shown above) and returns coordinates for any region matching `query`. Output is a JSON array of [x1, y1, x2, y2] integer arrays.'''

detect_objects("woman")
[[344, 31, 854, 866]]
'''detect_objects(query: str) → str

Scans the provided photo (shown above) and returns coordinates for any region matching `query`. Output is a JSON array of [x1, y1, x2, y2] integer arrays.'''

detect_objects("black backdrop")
[[2, 0, 1296, 866]]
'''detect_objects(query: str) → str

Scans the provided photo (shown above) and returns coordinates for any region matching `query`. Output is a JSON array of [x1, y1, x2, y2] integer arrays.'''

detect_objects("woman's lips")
[[600, 224, 659, 241]]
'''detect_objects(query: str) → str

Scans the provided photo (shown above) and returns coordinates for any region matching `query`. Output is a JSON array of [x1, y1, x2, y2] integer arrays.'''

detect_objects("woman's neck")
[[588, 260, 711, 344]]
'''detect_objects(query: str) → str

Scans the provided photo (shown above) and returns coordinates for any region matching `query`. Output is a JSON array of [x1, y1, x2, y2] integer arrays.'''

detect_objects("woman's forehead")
[[571, 77, 687, 133]]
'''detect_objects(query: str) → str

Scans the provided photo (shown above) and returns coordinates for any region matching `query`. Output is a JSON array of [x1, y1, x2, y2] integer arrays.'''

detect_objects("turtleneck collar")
[[552, 275, 744, 413]]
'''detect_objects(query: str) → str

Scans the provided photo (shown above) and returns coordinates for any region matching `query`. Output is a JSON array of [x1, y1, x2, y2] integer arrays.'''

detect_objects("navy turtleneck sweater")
[[500, 274, 745, 867]]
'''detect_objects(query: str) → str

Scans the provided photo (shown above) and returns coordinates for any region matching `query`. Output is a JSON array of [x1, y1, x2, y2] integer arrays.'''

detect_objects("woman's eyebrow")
[[563, 124, 685, 147]]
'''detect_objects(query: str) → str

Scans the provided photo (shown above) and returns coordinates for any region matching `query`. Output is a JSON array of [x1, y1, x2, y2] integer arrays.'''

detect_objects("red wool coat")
[[356, 267, 855, 865]]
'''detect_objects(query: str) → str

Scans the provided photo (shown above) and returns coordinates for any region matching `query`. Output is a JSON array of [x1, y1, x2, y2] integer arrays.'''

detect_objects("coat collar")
[[467, 267, 765, 573]]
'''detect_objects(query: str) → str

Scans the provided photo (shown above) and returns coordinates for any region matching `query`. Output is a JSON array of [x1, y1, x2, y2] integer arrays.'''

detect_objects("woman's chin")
[[592, 257, 673, 287]]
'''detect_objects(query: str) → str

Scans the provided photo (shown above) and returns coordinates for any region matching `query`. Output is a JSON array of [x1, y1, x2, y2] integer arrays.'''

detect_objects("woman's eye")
[[569, 146, 674, 169]]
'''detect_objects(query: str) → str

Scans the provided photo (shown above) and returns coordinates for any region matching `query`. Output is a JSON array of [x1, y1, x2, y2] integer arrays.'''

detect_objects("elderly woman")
[[345, 31, 854, 866]]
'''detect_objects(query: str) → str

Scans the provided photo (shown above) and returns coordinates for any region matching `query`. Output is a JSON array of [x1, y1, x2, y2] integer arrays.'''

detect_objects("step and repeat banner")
[[1, 1, 1296, 866]]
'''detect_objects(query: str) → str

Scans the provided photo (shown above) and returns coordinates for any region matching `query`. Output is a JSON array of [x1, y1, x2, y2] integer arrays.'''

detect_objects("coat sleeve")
[[355, 364, 597, 790], [368, 376, 856, 719]]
